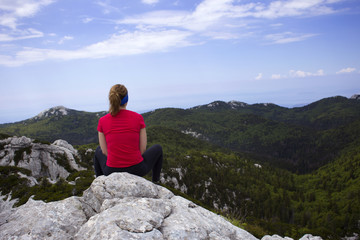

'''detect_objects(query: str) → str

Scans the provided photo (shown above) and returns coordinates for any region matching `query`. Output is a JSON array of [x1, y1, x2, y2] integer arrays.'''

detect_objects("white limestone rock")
[[161, 195, 258, 240], [299, 234, 323, 240], [0, 173, 258, 239], [0, 136, 85, 181], [262, 235, 293, 240], [350, 94, 360, 100], [0, 194, 17, 214], [261, 234, 323, 240], [0, 196, 87, 240], [75, 197, 171, 239]]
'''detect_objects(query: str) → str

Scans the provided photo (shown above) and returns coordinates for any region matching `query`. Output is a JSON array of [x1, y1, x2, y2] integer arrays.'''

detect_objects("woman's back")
[[98, 110, 145, 168]]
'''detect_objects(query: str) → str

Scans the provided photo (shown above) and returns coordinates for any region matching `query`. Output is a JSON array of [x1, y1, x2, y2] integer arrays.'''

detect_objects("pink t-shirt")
[[97, 110, 146, 168]]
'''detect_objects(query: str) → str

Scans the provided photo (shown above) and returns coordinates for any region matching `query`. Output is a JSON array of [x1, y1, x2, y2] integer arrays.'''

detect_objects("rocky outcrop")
[[350, 94, 360, 100], [0, 196, 86, 239], [0, 136, 85, 181], [0, 172, 258, 240], [261, 234, 322, 240], [32, 106, 69, 120]]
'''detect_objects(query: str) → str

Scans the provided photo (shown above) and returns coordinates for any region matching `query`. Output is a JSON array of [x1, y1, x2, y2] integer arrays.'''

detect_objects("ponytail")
[[109, 84, 128, 116]]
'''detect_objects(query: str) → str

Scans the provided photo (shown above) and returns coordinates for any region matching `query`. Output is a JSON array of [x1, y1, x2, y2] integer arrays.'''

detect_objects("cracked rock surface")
[[0, 136, 85, 181], [0, 172, 257, 240]]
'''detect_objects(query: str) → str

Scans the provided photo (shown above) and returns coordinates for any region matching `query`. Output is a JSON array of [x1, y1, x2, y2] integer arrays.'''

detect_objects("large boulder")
[[0, 196, 87, 239], [0, 172, 258, 240]]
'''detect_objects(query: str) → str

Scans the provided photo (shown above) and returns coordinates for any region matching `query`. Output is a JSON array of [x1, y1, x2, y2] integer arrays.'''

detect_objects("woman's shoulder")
[[124, 110, 144, 122], [101, 110, 142, 120], [100, 112, 112, 119]]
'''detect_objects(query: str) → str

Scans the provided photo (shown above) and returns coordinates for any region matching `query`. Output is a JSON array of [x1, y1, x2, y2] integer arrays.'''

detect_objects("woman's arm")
[[140, 128, 147, 154], [98, 131, 108, 156]]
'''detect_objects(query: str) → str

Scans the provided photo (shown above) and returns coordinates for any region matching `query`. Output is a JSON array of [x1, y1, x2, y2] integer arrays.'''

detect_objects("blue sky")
[[0, 0, 359, 123]]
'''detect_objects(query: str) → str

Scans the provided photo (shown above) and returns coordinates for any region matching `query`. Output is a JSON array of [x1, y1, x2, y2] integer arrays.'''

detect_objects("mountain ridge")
[[1, 94, 359, 125], [1, 94, 359, 172]]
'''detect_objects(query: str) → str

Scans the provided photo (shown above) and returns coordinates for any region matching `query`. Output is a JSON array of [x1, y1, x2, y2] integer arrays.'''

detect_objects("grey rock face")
[[161, 195, 257, 240], [0, 196, 87, 240], [0, 172, 258, 240], [0, 194, 17, 214], [299, 234, 323, 240], [0, 136, 85, 181], [261, 235, 293, 240], [350, 94, 360, 100]]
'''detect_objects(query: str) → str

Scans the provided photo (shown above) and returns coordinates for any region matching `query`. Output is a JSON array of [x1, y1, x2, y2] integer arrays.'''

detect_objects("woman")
[[94, 84, 163, 182]]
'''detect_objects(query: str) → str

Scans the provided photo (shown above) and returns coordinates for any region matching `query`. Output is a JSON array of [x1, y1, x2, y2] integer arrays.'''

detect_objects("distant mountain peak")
[[227, 100, 248, 108], [350, 94, 360, 100], [32, 106, 70, 120], [192, 100, 278, 110]]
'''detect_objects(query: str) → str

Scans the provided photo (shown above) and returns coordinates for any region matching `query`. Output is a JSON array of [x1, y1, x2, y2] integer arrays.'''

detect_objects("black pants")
[[94, 144, 163, 182]]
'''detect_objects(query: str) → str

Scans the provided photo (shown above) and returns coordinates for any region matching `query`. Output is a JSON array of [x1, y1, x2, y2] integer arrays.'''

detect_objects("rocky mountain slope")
[[0, 106, 106, 145], [0, 136, 85, 181], [0, 172, 321, 240], [0, 135, 94, 206]]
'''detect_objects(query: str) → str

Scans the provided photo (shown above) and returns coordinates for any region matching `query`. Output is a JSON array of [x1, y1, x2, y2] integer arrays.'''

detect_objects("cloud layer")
[[336, 67, 356, 74], [271, 69, 325, 79], [0, 0, 350, 66], [0, 30, 192, 66]]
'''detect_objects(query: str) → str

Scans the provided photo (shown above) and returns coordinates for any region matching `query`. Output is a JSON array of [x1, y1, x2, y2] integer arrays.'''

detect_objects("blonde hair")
[[109, 84, 128, 116]]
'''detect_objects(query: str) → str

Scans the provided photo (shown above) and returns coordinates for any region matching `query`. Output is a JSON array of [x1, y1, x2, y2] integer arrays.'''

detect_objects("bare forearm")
[[140, 128, 147, 154], [98, 132, 108, 156]]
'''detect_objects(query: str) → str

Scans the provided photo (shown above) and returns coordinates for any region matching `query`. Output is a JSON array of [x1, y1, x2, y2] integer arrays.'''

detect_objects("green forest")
[[0, 96, 359, 239]]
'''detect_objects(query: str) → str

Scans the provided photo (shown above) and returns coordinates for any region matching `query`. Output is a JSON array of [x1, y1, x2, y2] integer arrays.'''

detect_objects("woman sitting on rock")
[[94, 84, 163, 182]]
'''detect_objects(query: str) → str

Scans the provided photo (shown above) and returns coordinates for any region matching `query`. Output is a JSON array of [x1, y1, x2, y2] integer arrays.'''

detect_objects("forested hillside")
[[145, 125, 360, 239], [143, 96, 360, 173], [2, 96, 358, 174], [0, 106, 106, 145], [1, 95, 359, 239]]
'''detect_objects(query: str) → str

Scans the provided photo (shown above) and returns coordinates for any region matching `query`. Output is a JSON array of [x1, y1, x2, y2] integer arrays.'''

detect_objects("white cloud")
[[0, 28, 43, 42], [142, 0, 159, 5], [0, 0, 348, 66], [248, 0, 337, 19], [289, 69, 324, 78], [119, 0, 337, 41], [336, 67, 356, 74], [0, 0, 54, 49], [82, 17, 94, 24], [58, 36, 74, 45], [270, 23, 283, 28], [271, 69, 325, 79], [255, 73, 262, 80], [0, 0, 55, 29], [119, 10, 189, 29], [203, 31, 242, 40], [271, 74, 282, 79], [0, 30, 192, 66], [265, 32, 317, 44], [119, 3, 229, 32], [95, 0, 120, 14], [118, 0, 254, 39]]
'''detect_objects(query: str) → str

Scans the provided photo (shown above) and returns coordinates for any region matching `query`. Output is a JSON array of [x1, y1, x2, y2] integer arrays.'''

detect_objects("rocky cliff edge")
[[0, 172, 260, 240]]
